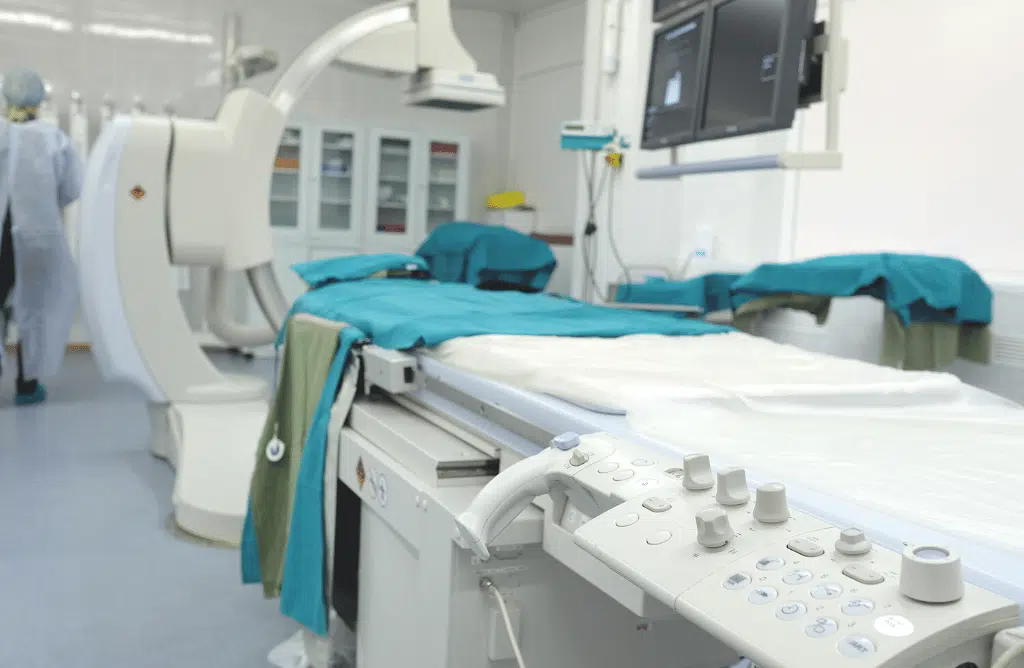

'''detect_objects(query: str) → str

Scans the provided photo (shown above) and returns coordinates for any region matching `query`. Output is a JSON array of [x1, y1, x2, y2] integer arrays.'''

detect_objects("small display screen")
[[642, 15, 705, 147], [701, 0, 787, 131]]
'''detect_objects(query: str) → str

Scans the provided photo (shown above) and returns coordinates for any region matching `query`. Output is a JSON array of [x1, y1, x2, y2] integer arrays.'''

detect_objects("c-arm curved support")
[[244, 1, 418, 332]]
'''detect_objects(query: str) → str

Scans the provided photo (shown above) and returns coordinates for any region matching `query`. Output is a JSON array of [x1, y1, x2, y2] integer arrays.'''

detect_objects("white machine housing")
[[76, 0, 505, 545]]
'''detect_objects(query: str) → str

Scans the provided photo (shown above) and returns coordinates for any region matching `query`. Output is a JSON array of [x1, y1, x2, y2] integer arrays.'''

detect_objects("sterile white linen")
[[427, 332, 1002, 412], [426, 332, 1024, 559]]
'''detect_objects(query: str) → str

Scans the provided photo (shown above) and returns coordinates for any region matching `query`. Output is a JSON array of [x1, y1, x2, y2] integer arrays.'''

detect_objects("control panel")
[[457, 432, 1022, 668], [573, 463, 1020, 668]]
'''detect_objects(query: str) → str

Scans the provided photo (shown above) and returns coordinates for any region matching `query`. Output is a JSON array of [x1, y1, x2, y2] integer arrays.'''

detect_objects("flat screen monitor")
[[698, 0, 815, 142], [653, 0, 706, 23], [640, 7, 709, 150]]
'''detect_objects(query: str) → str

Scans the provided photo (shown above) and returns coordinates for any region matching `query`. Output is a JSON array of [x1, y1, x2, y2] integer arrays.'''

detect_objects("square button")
[[642, 497, 672, 513]]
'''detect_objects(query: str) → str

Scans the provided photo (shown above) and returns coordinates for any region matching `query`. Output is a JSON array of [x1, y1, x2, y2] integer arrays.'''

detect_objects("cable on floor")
[[481, 578, 526, 668]]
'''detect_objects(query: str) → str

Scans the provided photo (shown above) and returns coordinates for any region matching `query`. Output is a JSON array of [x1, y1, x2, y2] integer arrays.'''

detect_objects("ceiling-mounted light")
[[0, 10, 73, 32], [83, 22, 214, 45]]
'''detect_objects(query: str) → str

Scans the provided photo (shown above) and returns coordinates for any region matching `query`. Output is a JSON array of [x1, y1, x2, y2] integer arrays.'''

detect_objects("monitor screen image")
[[641, 12, 707, 149], [701, 0, 787, 130]]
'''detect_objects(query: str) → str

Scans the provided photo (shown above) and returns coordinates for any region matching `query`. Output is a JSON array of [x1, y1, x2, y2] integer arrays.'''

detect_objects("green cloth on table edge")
[[731, 293, 991, 371], [241, 318, 342, 598], [882, 309, 991, 371]]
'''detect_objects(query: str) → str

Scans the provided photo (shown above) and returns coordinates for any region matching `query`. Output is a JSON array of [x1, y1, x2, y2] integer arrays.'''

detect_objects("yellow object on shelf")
[[487, 191, 526, 209]]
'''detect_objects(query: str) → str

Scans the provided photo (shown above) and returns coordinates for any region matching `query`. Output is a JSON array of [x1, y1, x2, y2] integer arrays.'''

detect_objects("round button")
[[841, 599, 876, 617], [748, 587, 778, 605], [805, 617, 839, 639], [723, 573, 752, 590], [783, 570, 814, 585], [874, 615, 915, 638], [632, 458, 655, 467], [646, 530, 672, 545], [756, 556, 786, 571], [811, 583, 844, 600], [615, 513, 640, 527], [776, 601, 807, 621], [597, 462, 620, 474], [612, 470, 636, 482], [266, 437, 286, 463], [838, 636, 877, 659]]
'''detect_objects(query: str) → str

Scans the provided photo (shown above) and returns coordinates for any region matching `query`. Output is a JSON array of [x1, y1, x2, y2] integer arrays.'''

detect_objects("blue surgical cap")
[[2, 69, 46, 108]]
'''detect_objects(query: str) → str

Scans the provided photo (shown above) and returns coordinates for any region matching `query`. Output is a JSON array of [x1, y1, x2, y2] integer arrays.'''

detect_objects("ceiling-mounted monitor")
[[640, 6, 709, 150], [697, 0, 817, 142], [653, 0, 706, 23]]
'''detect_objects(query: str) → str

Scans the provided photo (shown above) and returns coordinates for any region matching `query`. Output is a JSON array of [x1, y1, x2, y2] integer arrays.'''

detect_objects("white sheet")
[[426, 332, 1024, 563]]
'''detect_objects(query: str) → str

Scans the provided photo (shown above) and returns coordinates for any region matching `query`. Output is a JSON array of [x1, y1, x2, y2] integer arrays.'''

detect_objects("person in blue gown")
[[0, 69, 83, 405]]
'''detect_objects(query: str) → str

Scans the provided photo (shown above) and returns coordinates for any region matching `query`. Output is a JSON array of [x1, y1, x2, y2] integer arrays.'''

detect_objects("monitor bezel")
[[640, 4, 713, 151], [653, 0, 706, 24], [695, 0, 817, 143]]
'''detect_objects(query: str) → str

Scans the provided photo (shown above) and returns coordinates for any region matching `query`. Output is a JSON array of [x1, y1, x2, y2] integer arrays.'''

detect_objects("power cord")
[[481, 578, 526, 668], [580, 153, 610, 301]]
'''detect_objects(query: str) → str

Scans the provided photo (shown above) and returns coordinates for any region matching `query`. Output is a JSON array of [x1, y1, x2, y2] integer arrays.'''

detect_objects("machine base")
[[150, 398, 267, 545]]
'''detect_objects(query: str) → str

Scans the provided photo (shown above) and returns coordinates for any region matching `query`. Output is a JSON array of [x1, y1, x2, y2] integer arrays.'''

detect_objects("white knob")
[[715, 468, 750, 506], [899, 546, 964, 604], [569, 450, 589, 466], [753, 483, 789, 523], [682, 454, 714, 491], [695, 507, 734, 548], [835, 528, 872, 556]]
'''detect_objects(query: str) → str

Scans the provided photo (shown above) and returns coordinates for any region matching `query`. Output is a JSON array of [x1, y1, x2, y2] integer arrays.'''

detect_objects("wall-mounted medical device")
[[457, 433, 1024, 668], [561, 121, 618, 151], [637, 0, 847, 178], [642, 0, 818, 150]]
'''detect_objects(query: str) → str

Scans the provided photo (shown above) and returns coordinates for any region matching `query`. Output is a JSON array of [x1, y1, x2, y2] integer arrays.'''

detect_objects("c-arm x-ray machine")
[[77, 0, 506, 545]]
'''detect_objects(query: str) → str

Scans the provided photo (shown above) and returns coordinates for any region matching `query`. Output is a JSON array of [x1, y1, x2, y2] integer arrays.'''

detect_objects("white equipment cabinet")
[[365, 129, 470, 253], [251, 125, 472, 330]]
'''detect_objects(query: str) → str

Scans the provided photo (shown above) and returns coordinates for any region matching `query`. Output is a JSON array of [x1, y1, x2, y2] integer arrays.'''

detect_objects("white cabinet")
[[248, 125, 473, 342], [366, 131, 471, 253], [423, 137, 471, 237]]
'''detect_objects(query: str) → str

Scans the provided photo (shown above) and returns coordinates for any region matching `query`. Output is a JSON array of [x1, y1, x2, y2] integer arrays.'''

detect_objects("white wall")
[[508, 0, 586, 235], [791, 0, 1024, 276], [577, 0, 1024, 287]]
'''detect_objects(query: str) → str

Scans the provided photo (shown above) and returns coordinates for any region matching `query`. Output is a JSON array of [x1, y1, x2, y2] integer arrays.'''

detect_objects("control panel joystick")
[[696, 507, 734, 548], [715, 467, 751, 506], [683, 454, 714, 491], [753, 482, 789, 523]]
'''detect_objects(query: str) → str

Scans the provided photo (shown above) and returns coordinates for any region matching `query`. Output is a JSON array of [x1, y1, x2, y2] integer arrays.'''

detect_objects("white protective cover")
[[427, 332, 1024, 560]]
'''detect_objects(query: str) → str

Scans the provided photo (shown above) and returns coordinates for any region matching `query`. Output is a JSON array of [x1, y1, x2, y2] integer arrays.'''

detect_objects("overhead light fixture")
[[0, 10, 73, 32], [84, 22, 215, 45]]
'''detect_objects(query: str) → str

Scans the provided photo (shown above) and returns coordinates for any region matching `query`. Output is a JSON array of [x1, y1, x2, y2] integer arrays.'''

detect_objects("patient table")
[[258, 307, 1024, 668]]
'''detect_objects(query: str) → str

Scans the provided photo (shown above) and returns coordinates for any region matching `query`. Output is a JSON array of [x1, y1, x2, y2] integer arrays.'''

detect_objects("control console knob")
[[899, 546, 964, 604], [551, 433, 580, 451], [835, 528, 872, 556], [682, 454, 714, 491], [569, 450, 589, 466], [752, 483, 789, 523], [715, 468, 751, 506], [695, 507, 734, 548]]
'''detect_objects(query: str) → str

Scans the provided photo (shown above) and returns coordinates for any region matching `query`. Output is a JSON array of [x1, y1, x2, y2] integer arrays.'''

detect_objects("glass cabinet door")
[[317, 130, 357, 238], [370, 133, 415, 239], [425, 140, 467, 236], [270, 126, 304, 236]]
